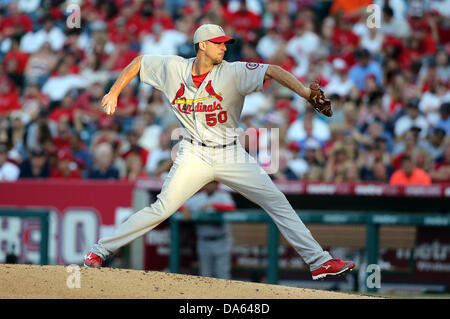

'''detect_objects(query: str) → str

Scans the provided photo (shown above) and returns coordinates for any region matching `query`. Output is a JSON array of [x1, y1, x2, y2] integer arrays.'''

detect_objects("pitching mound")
[[0, 264, 374, 299]]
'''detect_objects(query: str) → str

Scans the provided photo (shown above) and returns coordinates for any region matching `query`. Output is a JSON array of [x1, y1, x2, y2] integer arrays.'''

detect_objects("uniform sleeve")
[[233, 62, 269, 96], [139, 55, 170, 90]]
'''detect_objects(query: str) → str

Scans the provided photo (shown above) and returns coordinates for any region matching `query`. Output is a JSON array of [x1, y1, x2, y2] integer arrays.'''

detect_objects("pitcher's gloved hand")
[[308, 81, 333, 117]]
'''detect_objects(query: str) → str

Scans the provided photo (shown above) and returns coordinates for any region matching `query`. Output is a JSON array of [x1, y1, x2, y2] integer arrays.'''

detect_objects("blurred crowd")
[[0, 0, 449, 185]]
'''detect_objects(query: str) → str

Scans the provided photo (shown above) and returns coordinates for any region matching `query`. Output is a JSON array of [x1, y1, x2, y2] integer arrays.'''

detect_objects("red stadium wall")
[[0, 180, 134, 265]]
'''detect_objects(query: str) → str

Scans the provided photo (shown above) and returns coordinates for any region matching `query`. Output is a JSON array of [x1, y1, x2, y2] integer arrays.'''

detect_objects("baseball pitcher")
[[84, 24, 354, 280]]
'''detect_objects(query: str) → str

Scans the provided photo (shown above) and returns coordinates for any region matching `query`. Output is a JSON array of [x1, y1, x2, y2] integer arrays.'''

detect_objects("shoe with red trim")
[[311, 258, 355, 280], [83, 251, 103, 268]]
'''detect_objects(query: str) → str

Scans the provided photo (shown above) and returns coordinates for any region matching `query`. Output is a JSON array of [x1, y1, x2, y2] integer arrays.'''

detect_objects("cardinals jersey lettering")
[[139, 55, 268, 146]]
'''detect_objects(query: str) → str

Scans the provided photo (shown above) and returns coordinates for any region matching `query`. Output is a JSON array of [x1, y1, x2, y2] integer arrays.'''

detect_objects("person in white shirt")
[[394, 99, 429, 139], [419, 79, 450, 126], [325, 58, 355, 97], [287, 107, 331, 143], [361, 27, 384, 55], [140, 23, 187, 56], [285, 20, 320, 67], [256, 27, 283, 61], [41, 60, 87, 103], [145, 130, 172, 177], [0, 144, 20, 181], [380, 5, 411, 38], [20, 15, 66, 53], [136, 108, 163, 151]]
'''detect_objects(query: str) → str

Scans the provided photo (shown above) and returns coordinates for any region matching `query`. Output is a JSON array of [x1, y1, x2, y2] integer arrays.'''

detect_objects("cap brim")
[[208, 36, 235, 44]]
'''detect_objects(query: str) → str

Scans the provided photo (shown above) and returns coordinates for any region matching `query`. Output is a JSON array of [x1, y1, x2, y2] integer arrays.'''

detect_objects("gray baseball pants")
[[91, 140, 331, 271]]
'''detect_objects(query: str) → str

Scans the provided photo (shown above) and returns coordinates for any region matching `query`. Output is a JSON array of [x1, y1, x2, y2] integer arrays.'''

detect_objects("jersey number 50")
[[206, 111, 228, 126]]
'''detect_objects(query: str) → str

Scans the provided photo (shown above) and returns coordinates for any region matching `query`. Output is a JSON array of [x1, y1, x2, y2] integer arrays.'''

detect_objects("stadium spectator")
[[50, 149, 82, 179], [436, 102, 450, 135], [145, 130, 173, 178], [419, 78, 450, 126], [0, 143, 20, 181], [52, 120, 73, 152], [87, 142, 119, 180], [0, 2, 33, 38], [348, 48, 383, 90], [122, 130, 149, 168], [394, 98, 429, 139], [136, 108, 163, 152], [389, 155, 432, 185], [286, 20, 320, 69], [270, 146, 298, 181], [23, 41, 58, 88], [19, 147, 50, 179], [123, 152, 148, 181], [287, 107, 331, 144], [380, 5, 411, 38], [256, 27, 283, 62], [324, 142, 355, 182], [49, 92, 76, 125], [89, 117, 121, 155], [435, 50, 449, 82], [20, 14, 66, 53], [418, 127, 447, 161], [8, 111, 27, 162], [69, 132, 93, 172], [140, 23, 186, 56], [430, 143, 450, 183], [20, 83, 50, 125], [25, 108, 57, 151], [3, 36, 29, 93], [360, 24, 384, 55], [226, 0, 262, 36], [115, 82, 139, 130], [324, 58, 354, 97], [360, 141, 393, 182], [41, 59, 87, 105], [0, 77, 20, 117], [330, 0, 372, 16]]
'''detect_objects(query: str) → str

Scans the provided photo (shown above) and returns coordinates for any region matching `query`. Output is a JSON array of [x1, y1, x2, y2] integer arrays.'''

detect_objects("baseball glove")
[[308, 81, 333, 117]]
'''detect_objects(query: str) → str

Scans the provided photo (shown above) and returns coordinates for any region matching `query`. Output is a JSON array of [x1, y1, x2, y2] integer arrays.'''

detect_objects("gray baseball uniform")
[[91, 55, 332, 271], [185, 190, 234, 279]]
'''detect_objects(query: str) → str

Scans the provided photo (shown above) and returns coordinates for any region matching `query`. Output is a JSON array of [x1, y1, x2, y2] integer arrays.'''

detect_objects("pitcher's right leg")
[[86, 141, 214, 263]]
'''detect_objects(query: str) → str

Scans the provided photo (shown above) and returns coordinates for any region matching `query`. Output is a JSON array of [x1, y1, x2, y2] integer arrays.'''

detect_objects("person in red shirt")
[[0, 78, 20, 117], [49, 92, 76, 124], [0, 2, 33, 38], [122, 130, 149, 167], [52, 120, 73, 151], [123, 152, 148, 181], [389, 155, 432, 186], [3, 36, 29, 92], [332, 15, 359, 50], [106, 39, 139, 75], [115, 84, 139, 117], [50, 149, 82, 179], [227, 0, 261, 36]]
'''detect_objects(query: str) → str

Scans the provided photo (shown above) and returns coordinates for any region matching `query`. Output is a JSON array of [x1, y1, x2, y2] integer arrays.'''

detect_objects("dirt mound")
[[0, 264, 374, 299]]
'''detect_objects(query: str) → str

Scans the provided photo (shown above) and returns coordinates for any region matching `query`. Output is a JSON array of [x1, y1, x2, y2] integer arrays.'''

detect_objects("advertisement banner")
[[0, 180, 134, 265]]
